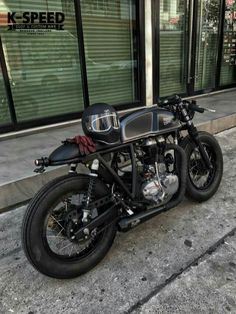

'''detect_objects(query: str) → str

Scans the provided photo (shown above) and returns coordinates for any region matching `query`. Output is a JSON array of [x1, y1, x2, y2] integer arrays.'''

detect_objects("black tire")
[[181, 131, 223, 202], [22, 174, 117, 279]]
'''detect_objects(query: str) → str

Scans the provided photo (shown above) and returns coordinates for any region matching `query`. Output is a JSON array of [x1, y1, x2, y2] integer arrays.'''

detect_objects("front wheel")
[[22, 174, 117, 279], [181, 131, 223, 202]]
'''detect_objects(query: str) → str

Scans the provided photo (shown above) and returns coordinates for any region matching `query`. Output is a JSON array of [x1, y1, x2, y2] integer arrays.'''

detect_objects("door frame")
[[186, 0, 198, 95], [152, 0, 160, 104], [152, 0, 194, 103], [191, 0, 225, 95]]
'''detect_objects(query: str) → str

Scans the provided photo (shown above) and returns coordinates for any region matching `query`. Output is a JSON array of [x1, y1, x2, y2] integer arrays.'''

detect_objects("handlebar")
[[188, 102, 205, 113], [159, 95, 216, 115]]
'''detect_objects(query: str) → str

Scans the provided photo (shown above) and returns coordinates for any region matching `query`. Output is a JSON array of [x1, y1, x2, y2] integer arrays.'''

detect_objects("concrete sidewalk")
[[0, 89, 236, 211], [0, 127, 235, 314]]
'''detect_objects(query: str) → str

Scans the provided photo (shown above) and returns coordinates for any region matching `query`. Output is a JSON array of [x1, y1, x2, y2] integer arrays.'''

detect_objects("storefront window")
[[81, 0, 138, 105], [159, 0, 187, 97], [0, 0, 84, 122], [194, 0, 220, 91], [220, 0, 236, 86], [0, 65, 11, 125]]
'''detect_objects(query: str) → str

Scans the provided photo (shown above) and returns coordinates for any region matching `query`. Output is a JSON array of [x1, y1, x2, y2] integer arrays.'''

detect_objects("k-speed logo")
[[2, 11, 65, 31]]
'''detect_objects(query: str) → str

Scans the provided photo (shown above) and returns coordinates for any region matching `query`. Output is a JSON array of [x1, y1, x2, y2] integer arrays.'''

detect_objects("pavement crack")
[[0, 247, 22, 261], [125, 226, 236, 314]]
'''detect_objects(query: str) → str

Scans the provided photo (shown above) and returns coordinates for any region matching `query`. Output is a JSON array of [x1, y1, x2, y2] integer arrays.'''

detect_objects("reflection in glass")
[[220, 0, 236, 86], [195, 0, 220, 91]]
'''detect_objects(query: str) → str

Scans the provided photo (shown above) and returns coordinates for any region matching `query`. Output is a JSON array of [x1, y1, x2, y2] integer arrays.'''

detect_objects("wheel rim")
[[188, 143, 216, 190], [42, 191, 107, 261]]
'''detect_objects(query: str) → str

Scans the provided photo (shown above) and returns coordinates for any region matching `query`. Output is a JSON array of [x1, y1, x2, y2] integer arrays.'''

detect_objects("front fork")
[[180, 106, 213, 169], [187, 124, 213, 169]]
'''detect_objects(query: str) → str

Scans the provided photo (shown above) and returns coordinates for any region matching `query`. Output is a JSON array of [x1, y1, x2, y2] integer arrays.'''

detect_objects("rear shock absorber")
[[82, 159, 99, 223]]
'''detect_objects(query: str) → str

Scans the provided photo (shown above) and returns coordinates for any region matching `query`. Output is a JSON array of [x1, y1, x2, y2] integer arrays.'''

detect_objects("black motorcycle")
[[22, 95, 223, 279]]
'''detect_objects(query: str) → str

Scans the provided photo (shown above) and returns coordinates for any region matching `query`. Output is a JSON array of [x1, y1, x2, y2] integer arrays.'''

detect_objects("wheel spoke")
[[50, 215, 65, 231], [59, 242, 74, 252], [47, 235, 65, 239], [44, 192, 106, 259], [69, 245, 74, 257], [56, 228, 64, 237]]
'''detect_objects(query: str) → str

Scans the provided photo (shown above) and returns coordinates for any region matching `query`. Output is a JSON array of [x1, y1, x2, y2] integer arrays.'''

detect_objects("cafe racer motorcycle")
[[22, 95, 223, 279]]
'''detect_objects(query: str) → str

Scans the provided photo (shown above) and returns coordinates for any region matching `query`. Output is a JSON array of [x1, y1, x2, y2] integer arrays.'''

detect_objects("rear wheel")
[[181, 131, 223, 202], [22, 175, 116, 279]]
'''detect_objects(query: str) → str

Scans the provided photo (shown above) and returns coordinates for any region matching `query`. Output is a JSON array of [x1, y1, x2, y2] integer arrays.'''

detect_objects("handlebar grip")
[[189, 103, 205, 113]]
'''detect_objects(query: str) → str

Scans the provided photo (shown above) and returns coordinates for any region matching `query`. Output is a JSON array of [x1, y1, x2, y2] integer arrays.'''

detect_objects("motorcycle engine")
[[116, 137, 179, 205], [142, 164, 179, 204], [141, 139, 179, 204]]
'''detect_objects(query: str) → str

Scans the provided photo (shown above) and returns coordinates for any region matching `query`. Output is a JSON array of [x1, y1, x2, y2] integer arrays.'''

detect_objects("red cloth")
[[65, 135, 96, 155]]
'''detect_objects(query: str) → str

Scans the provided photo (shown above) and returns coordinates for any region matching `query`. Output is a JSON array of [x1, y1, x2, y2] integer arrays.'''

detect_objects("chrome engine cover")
[[142, 173, 179, 204]]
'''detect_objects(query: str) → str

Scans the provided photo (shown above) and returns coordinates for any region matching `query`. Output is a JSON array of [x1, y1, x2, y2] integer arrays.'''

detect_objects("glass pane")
[[0, 1, 84, 122], [81, 0, 138, 105], [195, 0, 220, 91], [220, 1, 236, 86], [160, 0, 188, 97], [0, 64, 11, 125]]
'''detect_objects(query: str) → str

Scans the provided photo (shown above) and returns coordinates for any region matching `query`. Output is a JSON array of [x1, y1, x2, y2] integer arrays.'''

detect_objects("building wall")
[[0, 0, 236, 134]]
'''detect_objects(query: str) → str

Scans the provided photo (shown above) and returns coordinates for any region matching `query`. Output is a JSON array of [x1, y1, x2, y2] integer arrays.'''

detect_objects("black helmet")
[[82, 103, 120, 145]]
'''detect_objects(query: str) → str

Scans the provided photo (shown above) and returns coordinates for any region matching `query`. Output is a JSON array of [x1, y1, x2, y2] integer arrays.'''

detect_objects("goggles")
[[86, 112, 120, 133]]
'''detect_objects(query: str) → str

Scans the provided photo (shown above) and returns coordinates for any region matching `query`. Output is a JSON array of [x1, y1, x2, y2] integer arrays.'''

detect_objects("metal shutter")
[[81, 0, 137, 105], [0, 0, 84, 122]]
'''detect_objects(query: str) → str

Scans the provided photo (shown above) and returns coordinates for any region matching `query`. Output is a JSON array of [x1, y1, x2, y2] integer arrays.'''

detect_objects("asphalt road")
[[0, 127, 236, 314]]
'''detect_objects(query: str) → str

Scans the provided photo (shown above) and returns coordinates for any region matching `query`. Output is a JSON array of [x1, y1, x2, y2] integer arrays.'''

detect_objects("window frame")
[[0, 36, 17, 126]]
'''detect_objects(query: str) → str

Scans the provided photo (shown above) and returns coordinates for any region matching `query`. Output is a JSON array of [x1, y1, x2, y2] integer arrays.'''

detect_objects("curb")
[[197, 112, 236, 134], [1, 112, 236, 212], [0, 167, 67, 213]]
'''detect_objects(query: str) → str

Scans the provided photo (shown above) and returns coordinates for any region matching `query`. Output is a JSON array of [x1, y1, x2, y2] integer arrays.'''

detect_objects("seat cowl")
[[49, 143, 81, 163]]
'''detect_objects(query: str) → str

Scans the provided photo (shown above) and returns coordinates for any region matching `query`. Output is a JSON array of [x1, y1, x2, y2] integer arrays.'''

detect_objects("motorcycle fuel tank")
[[120, 107, 181, 143]]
